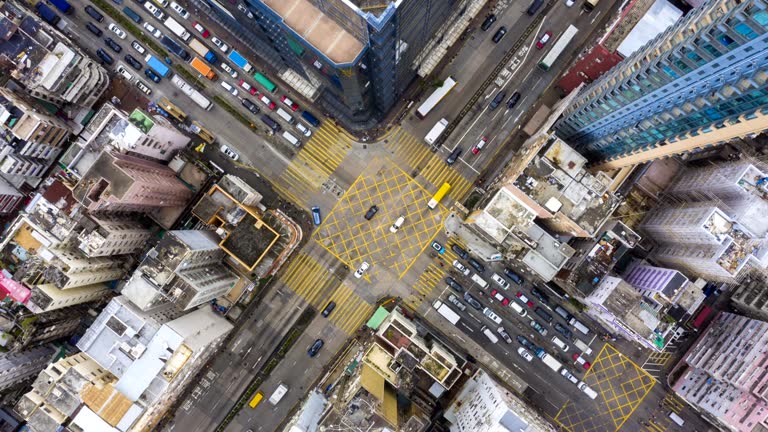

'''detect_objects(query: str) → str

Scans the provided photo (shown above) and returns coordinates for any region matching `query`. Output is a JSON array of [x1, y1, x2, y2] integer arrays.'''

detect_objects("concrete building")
[[76, 296, 233, 431], [72, 151, 193, 214], [59, 104, 190, 182], [672, 312, 768, 431], [0, 0, 109, 114], [641, 204, 768, 282], [443, 369, 554, 432], [77, 215, 152, 258], [0, 174, 22, 215], [555, 0, 768, 170], [0, 88, 73, 191], [0, 345, 55, 392], [0, 305, 85, 352], [192, 0, 482, 129], [732, 274, 768, 321], [622, 263, 689, 307], [122, 230, 239, 311]]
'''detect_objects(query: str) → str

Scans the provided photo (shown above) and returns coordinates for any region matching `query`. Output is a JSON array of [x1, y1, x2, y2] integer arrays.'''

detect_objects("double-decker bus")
[[428, 182, 451, 209], [538, 25, 579, 71], [157, 97, 187, 122], [416, 77, 457, 119], [253, 72, 277, 93]]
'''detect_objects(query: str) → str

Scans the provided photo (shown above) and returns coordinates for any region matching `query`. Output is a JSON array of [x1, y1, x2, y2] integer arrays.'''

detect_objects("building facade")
[[672, 312, 768, 431], [554, 0, 768, 170], [192, 0, 468, 129], [0, 345, 55, 392]]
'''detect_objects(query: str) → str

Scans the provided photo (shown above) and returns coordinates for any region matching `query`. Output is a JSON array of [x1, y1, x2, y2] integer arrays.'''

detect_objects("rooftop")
[[512, 139, 619, 237], [470, 187, 536, 245], [567, 223, 638, 295]]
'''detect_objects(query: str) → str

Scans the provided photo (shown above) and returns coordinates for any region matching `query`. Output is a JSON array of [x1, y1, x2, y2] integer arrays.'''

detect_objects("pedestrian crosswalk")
[[384, 126, 474, 202], [274, 123, 354, 207], [278, 254, 372, 334]]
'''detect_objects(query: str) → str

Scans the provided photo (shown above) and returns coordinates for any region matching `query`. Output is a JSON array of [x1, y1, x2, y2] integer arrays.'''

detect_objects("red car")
[[490, 289, 510, 306], [239, 80, 257, 95], [515, 291, 534, 308], [193, 21, 210, 38], [259, 94, 276, 110], [280, 95, 299, 111], [573, 352, 591, 370], [471, 136, 488, 154], [536, 31, 552, 49]]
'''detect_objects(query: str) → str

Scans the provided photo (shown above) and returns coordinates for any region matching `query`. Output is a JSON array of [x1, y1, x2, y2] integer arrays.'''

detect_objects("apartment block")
[[0, 345, 55, 392], [0, 0, 109, 112], [0, 305, 85, 352], [72, 151, 193, 214], [622, 264, 689, 304], [731, 273, 768, 321], [443, 369, 553, 432], [641, 204, 768, 282], [672, 312, 768, 431], [0, 175, 22, 215], [122, 230, 238, 311], [77, 215, 152, 258], [555, 0, 768, 170], [76, 296, 232, 431]]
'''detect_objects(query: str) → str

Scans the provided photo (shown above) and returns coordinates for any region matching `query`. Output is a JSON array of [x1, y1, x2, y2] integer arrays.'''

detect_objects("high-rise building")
[[0, 345, 55, 393], [443, 369, 552, 432], [122, 230, 239, 311], [554, 0, 768, 170], [0, 175, 23, 215], [672, 311, 768, 431], [191, 0, 471, 128]]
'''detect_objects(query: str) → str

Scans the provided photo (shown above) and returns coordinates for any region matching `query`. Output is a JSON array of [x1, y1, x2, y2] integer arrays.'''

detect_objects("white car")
[[219, 144, 239, 161], [143, 23, 162, 39], [143, 2, 165, 19], [170, 1, 190, 19], [131, 40, 147, 54], [491, 273, 510, 290], [354, 261, 370, 279], [565, 0, 575, 6], [135, 80, 152, 95], [295, 123, 311, 137], [116, 65, 133, 81], [211, 37, 229, 53], [517, 347, 534, 362], [237, 3, 254, 18], [108, 23, 126, 39], [221, 62, 237, 78], [220, 81, 238, 96], [452, 260, 470, 276], [560, 368, 579, 384]]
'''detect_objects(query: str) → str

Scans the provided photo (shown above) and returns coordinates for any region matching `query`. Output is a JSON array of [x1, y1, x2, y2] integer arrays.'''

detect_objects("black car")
[[96, 48, 113, 65], [467, 257, 485, 273], [308, 339, 324, 357], [445, 276, 465, 294], [503, 268, 524, 285], [451, 244, 469, 260], [446, 147, 462, 165], [480, 14, 497, 31], [364, 205, 379, 220], [242, 98, 259, 114], [321, 301, 336, 317], [492, 26, 507, 43], [489, 91, 506, 110], [530, 286, 549, 304], [463, 292, 482, 310], [517, 335, 537, 351], [507, 91, 521, 109], [535, 306, 553, 323], [144, 68, 161, 83], [124, 54, 142, 70], [555, 322, 573, 339], [85, 5, 104, 22], [86, 22, 103, 36], [104, 37, 122, 53]]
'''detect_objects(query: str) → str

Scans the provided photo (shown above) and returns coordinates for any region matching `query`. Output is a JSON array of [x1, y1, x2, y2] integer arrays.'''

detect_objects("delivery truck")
[[188, 38, 217, 63], [50, 0, 73, 14], [535, 349, 563, 372], [189, 57, 216, 80], [145, 55, 171, 78], [227, 50, 252, 73], [432, 300, 460, 325]]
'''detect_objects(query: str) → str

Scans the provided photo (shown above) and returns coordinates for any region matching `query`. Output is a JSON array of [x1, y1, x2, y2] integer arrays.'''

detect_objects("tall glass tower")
[[554, 0, 768, 169], [191, 0, 462, 130]]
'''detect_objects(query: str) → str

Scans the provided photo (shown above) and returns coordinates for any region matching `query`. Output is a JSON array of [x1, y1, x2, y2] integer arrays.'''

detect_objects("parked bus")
[[416, 76, 457, 119], [428, 182, 451, 209], [248, 391, 264, 408], [157, 97, 187, 122], [538, 25, 578, 71], [583, 0, 598, 12], [253, 72, 277, 93]]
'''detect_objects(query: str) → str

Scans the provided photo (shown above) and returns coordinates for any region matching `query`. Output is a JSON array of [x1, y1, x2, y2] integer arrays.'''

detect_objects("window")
[[734, 22, 757, 40], [717, 33, 736, 47], [752, 9, 768, 26]]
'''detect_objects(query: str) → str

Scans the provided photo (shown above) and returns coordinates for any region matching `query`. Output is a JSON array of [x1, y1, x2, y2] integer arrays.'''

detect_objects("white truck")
[[573, 338, 593, 356], [164, 16, 190, 41], [268, 383, 288, 405], [535, 349, 563, 372], [424, 118, 448, 145], [433, 299, 460, 325]]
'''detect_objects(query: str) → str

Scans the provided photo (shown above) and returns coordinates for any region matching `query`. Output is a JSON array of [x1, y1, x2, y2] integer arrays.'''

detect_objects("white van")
[[481, 326, 499, 343], [282, 131, 301, 147], [117, 65, 133, 81], [510, 302, 527, 317], [295, 122, 312, 137], [471, 274, 489, 289], [483, 307, 502, 325], [578, 382, 598, 400], [669, 412, 684, 426], [390, 215, 405, 233], [276, 108, 295, 124], [551, 336, 570, 352]]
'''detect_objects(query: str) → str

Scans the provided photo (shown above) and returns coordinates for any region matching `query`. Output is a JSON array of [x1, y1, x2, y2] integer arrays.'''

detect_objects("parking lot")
[[314, 159, 449, 279]]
